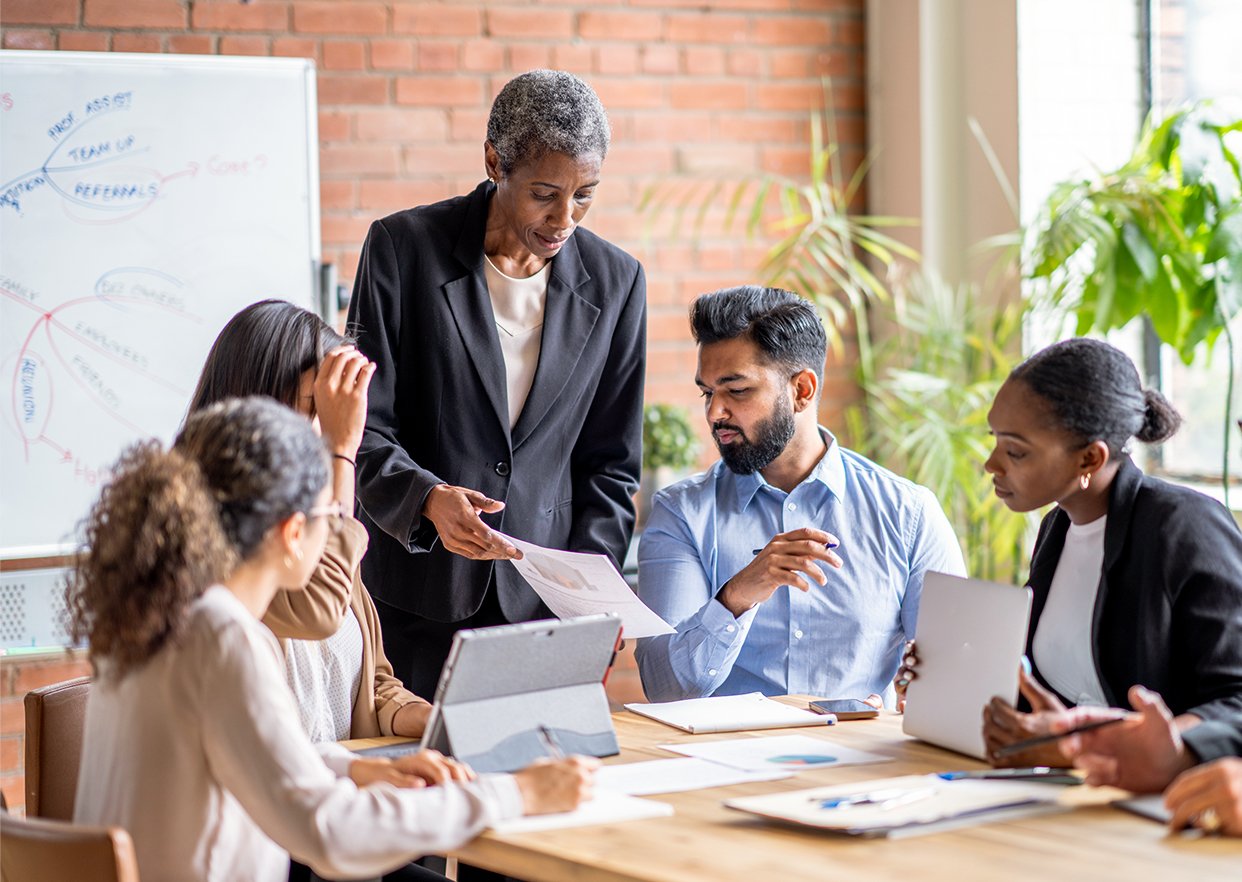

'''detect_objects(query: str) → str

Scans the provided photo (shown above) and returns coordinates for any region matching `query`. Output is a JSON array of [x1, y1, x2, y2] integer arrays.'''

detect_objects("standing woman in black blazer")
[[347, 70, 646, 698], [979, 338, 1242, 766]]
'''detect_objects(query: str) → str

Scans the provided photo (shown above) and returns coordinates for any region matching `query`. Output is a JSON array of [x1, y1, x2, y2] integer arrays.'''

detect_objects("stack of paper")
[[725, 774, 1066, 838], [625, 692, 832, 734]]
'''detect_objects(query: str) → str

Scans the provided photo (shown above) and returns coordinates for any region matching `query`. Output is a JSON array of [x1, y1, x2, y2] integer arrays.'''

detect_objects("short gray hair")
[[487, 70, 611, 174]]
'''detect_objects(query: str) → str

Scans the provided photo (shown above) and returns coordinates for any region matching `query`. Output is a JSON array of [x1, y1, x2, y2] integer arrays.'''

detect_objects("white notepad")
[[491, 791, 673, 834], [596, 757, 791, 795], [625, 692, 832, 734]]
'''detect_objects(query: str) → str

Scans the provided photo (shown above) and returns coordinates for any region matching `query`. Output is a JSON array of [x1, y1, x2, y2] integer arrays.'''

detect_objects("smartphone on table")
[[808, 698, 880, 720]]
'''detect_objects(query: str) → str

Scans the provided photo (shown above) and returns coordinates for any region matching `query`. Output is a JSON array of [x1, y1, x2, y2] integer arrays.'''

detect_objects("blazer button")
[[495, 461, 511, 477]]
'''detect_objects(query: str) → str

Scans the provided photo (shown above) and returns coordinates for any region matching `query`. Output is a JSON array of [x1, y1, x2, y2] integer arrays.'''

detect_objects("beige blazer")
[[263, 518, 427, 738]]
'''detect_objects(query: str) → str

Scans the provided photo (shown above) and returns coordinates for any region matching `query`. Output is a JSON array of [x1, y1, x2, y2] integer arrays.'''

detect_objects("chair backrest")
[[0, 812, 140, 882], [24, 676, 91, 820]]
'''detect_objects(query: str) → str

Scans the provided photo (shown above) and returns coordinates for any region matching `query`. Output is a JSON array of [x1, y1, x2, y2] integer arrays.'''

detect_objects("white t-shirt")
[[74, 586, 523, 882], [484, 255, 548, 428], [284, 607, 365, 742], [1032, 515, 1109, 706]]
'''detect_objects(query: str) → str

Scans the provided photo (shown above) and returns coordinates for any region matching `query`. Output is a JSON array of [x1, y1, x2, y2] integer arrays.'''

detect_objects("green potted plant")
[[639, 403, 700, 526], [1026, 102, 1242, 501]]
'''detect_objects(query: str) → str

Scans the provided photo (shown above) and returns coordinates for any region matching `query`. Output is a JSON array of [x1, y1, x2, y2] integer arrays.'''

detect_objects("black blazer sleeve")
[[566, 263, 645, 569], [1184, 719, 1242, 764], [348, 219, 442, 552]]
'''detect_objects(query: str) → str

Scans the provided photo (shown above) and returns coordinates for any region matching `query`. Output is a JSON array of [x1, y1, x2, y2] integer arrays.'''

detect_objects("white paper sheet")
[[661, 734, 892, 772], [490, 790, 674, 834], [498, 532, 674, 637], [625, 692, 832, 733], [596, 757, 792, 795]]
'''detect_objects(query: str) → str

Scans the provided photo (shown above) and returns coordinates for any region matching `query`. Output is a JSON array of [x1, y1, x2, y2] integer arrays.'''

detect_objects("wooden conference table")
[[344, 698, 1242, 881]]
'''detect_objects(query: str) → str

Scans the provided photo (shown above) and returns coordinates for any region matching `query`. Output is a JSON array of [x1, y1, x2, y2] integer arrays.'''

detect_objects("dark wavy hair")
[[1009, 337, 1182, 457], [690, 285, 827, 384], [67, 397, 330, 680], [187, 299, 350, 417]]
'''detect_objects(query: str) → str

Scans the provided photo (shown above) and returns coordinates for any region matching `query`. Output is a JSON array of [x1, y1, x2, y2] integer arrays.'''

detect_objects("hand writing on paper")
[[513, 756, 600, 815], [423, 484, 522, 561], [983, 669, 1072, 768], [718, 527, 842, 617]]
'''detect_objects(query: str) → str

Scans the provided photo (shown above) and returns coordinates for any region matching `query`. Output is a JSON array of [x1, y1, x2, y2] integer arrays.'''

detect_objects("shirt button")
[[708, 669, 718, 676], [794, 629, 804, 639], [725, 624, 736, 633], [787, 502, 797, 512], [495, 461, 510, 477]]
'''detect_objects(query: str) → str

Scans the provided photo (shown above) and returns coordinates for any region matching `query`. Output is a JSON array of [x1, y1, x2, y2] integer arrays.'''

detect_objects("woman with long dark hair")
[[70, 397, 595, 882], [189, 299, 430, 743]]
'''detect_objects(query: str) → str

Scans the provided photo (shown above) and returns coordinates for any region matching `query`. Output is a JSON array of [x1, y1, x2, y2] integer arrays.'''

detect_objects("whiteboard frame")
[[0, 51, 322, 559]]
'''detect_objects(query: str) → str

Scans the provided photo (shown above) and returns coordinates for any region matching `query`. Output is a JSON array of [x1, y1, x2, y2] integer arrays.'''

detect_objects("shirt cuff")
[[701, 595, 757, 646], [476, 774, 526, 824], [1183, 720, 1242, 764], [316, 742, 359, 778]]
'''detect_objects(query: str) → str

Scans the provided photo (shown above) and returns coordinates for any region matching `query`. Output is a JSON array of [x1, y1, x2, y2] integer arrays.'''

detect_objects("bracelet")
[[332, 453, 356, 468]]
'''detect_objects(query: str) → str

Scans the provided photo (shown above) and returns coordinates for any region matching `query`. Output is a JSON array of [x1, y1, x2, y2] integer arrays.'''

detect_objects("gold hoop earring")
[[1080, 473, 1091, 490]]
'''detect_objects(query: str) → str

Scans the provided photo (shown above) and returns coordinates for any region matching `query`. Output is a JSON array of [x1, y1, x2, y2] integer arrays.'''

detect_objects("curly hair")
[[66, 441, 235, 682], [486, 69, 611, 174], [66, 397, 329, 681]]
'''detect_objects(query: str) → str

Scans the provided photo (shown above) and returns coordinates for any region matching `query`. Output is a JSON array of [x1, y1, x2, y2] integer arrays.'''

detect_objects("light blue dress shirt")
[[636, 432, 966, 703]]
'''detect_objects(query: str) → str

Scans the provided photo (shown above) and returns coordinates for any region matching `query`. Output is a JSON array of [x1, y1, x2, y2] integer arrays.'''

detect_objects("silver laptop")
[[902, 572, 1033, 759]]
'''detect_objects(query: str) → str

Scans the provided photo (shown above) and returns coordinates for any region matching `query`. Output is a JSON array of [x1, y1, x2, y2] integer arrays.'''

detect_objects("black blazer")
[[348, 181, 646, 623], [1025, 455, 1242, 723]]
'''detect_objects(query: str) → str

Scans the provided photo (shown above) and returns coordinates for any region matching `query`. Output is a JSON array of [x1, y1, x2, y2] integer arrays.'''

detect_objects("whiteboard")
[[0, 51, 320, 557]]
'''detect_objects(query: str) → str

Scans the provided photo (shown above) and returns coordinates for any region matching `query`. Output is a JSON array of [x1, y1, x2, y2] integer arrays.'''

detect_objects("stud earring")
[[283, 555, 294, 569], [1080, 473, 1091, 490]]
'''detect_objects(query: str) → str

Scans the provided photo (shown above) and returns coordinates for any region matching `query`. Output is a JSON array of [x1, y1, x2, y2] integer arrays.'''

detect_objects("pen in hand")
[[993, 716, 1127, 759], [753, 540, 840, 555], [536, 724, 565, 760]]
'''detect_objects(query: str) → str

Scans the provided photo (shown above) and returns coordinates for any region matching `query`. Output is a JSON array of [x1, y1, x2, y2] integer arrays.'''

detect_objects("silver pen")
[[536, 724, 565, 760]]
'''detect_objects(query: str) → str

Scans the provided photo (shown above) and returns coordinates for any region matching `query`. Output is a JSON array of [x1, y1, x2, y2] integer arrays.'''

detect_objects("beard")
[[714, 394, 796, 475]]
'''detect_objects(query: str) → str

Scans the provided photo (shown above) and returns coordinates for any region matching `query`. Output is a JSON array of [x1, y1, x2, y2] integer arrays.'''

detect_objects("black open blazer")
[[1025, 455, 1242, 723], [347, 180, 646, 623]]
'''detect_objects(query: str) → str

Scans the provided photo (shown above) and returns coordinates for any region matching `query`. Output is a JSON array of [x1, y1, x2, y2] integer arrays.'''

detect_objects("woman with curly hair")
[[70, 396, 596, 882]]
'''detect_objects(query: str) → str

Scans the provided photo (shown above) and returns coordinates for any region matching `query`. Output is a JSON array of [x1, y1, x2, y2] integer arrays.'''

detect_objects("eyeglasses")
[[306, 501, 347, 535]]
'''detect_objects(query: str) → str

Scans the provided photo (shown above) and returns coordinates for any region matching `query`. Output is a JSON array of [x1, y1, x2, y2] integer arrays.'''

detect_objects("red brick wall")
[[0, 0, 865, 806], [2, 0, 866, 423]]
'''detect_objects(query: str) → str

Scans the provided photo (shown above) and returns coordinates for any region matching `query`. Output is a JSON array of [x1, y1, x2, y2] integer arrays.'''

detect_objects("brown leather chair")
[[0, 812, 140, 882], [24, 676, 91, 821]]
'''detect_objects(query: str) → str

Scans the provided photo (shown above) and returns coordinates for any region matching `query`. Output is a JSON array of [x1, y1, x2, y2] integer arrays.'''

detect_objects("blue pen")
[[752, 540, 840, 555]]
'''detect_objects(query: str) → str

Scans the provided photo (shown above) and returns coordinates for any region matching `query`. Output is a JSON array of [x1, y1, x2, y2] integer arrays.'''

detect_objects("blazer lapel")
[[511, 234, 600, 450], [443, 181, 511, 443]]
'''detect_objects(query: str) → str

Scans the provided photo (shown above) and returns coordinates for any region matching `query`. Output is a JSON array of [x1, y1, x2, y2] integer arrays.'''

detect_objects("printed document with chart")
[[498, 532, 674, 637]]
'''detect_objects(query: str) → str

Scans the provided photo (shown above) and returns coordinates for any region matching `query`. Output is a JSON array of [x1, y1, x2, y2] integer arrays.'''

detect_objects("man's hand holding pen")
[[718, 527, 842, 617]]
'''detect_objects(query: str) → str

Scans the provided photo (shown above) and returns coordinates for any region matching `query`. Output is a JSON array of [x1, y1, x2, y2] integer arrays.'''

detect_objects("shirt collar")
[[730, 427, 845, 509]]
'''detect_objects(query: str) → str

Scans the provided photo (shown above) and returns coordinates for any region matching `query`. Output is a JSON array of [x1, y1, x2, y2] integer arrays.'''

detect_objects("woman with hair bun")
[[70, 397, 596, 882], [975, 337, 1242, 766]]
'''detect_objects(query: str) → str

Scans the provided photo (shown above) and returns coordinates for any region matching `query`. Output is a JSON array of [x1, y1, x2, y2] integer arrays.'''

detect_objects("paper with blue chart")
[[499, 531, 674, 637], [0, 51, 319, 557], [661, 734, 890, 772]]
